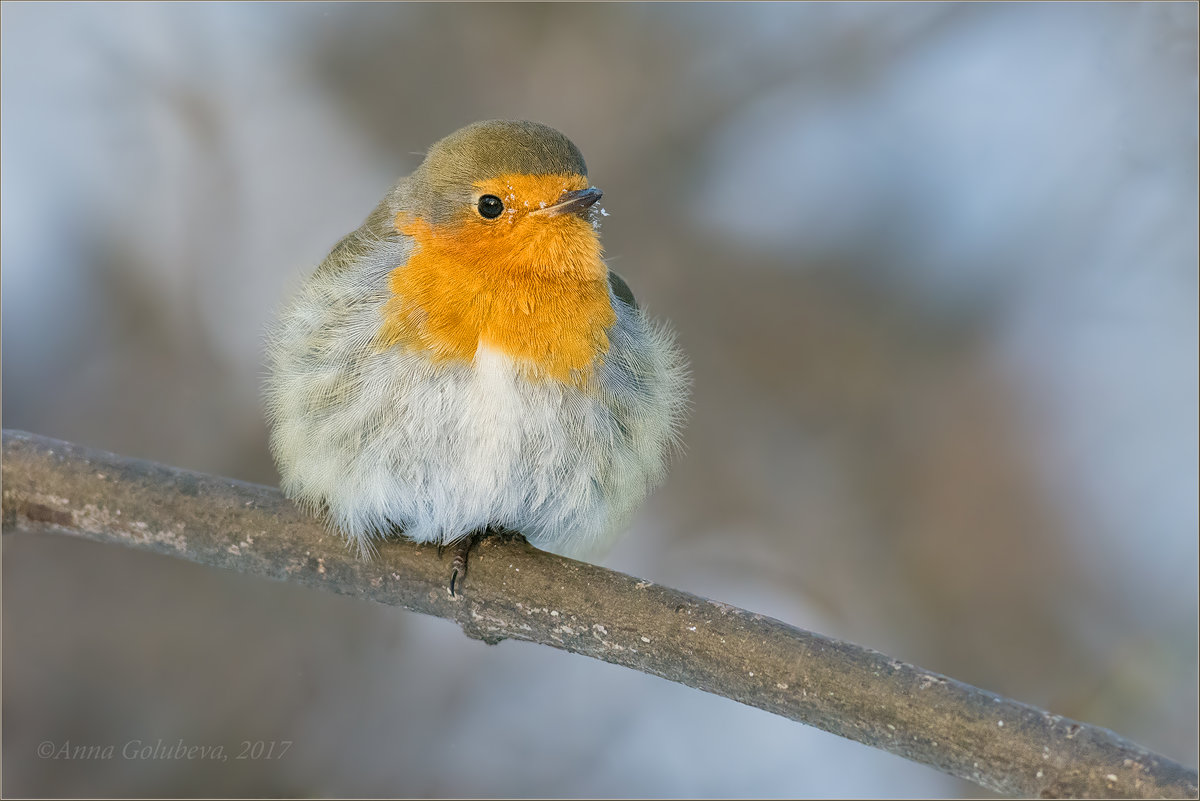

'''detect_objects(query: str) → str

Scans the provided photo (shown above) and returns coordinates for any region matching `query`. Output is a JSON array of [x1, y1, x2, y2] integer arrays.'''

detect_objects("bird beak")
[[529, 186, 603, 217]]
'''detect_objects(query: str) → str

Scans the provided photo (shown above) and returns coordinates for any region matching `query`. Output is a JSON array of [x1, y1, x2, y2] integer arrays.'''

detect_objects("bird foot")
[[448, 535, 475, 597], [443, 527, 528, 597]]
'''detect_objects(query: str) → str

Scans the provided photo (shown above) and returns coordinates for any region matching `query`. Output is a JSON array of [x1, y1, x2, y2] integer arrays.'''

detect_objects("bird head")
[[396, 120, 605, 279], [379, 121, 616, 383]]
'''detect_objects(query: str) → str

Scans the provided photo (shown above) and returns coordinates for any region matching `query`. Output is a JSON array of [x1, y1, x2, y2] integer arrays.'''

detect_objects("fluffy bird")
[[265, 120, 688, 589]]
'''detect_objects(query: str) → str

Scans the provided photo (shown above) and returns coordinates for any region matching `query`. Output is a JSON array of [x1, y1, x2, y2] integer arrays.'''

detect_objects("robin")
[[265, 120, 688, 593]]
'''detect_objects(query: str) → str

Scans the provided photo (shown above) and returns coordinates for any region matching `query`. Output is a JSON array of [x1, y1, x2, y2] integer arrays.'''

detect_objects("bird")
[[264, 119, 688, 593]]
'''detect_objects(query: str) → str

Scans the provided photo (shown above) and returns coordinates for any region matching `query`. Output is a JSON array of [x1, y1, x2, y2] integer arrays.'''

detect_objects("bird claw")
[[447, 534, 476, 597], [443, 528, 526, 597]]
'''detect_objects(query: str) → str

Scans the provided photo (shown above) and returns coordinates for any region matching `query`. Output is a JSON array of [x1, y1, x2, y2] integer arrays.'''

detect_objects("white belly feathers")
[[265, 237, 686, 559]]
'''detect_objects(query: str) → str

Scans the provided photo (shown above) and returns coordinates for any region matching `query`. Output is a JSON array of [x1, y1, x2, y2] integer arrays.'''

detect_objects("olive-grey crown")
[[406, 120, 588, 225]]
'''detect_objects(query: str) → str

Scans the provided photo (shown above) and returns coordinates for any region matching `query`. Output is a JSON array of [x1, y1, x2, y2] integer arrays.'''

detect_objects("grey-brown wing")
[[608, 270, 638, 310]]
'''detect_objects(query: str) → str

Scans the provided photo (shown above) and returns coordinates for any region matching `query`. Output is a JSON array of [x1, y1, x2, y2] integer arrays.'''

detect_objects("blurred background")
[[2, 1, 1196, 797]]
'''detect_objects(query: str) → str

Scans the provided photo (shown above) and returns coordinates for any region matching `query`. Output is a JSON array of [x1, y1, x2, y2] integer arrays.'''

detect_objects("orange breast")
[[377, 174, 615, 385]]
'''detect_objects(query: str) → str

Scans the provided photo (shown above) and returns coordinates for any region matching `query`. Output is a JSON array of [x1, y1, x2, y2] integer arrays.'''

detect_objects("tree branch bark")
[[2, 429, 1195, 798]]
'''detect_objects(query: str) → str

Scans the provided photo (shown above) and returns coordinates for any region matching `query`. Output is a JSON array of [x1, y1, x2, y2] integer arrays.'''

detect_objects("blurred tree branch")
[[2, 429, 1195, 799]]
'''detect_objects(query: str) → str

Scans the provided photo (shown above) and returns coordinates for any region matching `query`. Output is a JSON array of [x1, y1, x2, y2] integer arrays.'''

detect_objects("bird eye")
[[477, 194, 504, 219]]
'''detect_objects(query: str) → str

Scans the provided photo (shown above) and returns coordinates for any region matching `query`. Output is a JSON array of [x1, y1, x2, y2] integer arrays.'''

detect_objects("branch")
[[2, 430, 1195, 799]]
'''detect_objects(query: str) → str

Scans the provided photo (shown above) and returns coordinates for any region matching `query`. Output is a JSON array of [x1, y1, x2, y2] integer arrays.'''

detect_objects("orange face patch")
[[377, 172, 615, 384]]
